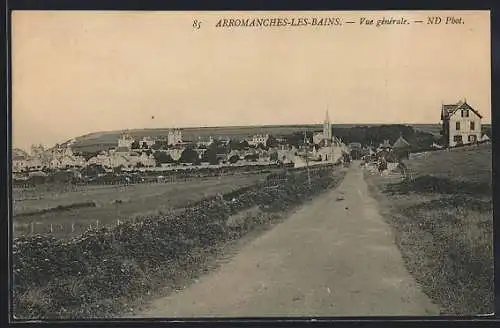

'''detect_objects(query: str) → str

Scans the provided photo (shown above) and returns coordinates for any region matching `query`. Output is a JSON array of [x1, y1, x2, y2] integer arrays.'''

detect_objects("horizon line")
[[85, 120, 492, 133]]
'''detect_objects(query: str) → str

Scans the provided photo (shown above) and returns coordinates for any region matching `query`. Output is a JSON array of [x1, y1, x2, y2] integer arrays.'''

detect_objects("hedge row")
[[12, 164, 344, 319]]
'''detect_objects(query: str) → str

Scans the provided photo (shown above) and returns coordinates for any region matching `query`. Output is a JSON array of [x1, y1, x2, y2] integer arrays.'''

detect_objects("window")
[[455, 122, 461, 131], [453, 135, 463, 144], [470, 122, 475, 130], [468, 135, 477, 143], [461, 110, 469, 117]]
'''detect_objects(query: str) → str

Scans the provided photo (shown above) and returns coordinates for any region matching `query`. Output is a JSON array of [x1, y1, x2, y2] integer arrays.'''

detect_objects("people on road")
[[377, 157, 387, 173]]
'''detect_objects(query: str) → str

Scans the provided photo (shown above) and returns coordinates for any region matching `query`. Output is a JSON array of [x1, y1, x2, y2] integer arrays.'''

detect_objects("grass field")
[[407, 144, 492, 186], [13, 174, 268, 238], [366, 143, 493, 315]]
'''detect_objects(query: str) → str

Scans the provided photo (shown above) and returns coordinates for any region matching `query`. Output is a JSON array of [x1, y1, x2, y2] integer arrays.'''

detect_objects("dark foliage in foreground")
[[12, 165, 344, 319], [387, 198, 494, 315]]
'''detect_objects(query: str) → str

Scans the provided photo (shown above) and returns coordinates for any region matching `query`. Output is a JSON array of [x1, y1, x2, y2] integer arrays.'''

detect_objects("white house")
[[46, 145, 86, 169], [441, 99, 482, 147], [167, 148, 183, 161], [168, 129, 183, 146], [118, 133, 135, 149], [110, 154, 132, 168], [140, 136, 155, 148], [12, 148, 30, 172], [196, 136, 214, 148], [247, 134, 269, 147], [88, 153, 112, 168], [313, 132, 325, 145]]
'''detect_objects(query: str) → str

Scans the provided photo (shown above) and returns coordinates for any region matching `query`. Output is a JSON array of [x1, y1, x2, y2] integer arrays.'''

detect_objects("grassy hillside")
[[66, 124, 445, 153], [366, 143, 493, 315], [407, 144, 492, 187]]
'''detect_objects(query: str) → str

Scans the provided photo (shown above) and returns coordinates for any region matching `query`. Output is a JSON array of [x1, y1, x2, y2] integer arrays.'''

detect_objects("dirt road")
[[135, 163, 439, 317]]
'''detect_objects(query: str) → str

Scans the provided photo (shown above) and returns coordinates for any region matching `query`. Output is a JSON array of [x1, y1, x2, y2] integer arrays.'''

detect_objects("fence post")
[[96, 219, 99, 229], [31, 221, 34, 234], [50, 224, 53, 233], [71, 222, 75, 233]]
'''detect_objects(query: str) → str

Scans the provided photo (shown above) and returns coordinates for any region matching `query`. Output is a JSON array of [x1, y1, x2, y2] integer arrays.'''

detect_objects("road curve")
[[134, 163, 439, 317]]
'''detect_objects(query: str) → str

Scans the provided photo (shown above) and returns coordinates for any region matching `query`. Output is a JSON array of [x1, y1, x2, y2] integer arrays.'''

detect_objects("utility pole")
[[304, 131, 311, 187]]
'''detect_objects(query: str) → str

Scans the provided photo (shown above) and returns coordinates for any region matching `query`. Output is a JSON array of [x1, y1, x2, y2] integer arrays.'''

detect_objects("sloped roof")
[[393, 136, 410, 149], [441, 100, 483, 120]]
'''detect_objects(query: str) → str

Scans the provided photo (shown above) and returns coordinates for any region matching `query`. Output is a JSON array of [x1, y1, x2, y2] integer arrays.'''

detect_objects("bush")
[[385, 175, 491, 196]]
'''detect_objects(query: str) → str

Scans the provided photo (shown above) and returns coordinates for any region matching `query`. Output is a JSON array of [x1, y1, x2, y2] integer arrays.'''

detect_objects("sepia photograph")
[[10, 10, 493, 320]]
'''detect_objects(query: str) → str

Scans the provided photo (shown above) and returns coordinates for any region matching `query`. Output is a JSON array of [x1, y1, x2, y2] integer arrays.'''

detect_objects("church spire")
[[323, 106, 332, 143]]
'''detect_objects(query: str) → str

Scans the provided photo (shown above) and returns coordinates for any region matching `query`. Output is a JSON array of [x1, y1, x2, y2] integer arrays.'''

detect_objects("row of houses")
[[12, 145, 87, 172], [12, 139, 293, 173], [12, 110, 350, 173]]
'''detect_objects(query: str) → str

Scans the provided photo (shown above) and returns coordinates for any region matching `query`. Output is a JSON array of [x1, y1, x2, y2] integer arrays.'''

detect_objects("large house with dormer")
[[441, 99, 482, 147]]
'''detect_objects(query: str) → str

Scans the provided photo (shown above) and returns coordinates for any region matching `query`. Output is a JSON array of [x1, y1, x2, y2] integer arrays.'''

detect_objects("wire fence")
[[12, 167, 285, 190]]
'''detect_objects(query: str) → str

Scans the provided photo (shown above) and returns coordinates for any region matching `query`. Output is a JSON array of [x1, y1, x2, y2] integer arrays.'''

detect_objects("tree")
[[285, 131, 312, 148], [229, 154, 239, 164], [151, 141, 163, 150], [202, 148, 219, 165], [81, 164, 105, 177], [228, 139, 242, 151], [482, 125, 492, 138], [179, 149, 200, 164], [131, 141, 140, 149], [256, 142, 267, 150], [114, 165, 124, 173], [266, 135, 279, 149], [239, 140, 250, 149], [153, 151, 174, 164], [244, 154, 259, 162]]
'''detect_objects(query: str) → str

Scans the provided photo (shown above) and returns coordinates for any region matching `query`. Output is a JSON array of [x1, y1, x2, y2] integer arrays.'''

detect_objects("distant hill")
[[63, 123, 489, 153]]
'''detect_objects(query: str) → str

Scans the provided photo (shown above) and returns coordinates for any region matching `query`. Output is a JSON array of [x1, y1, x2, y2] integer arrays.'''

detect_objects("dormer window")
[[461, 109, 469, 117]]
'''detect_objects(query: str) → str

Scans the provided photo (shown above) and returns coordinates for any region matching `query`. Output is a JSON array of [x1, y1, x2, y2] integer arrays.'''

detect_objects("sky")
[[12, 10, 491, 150]]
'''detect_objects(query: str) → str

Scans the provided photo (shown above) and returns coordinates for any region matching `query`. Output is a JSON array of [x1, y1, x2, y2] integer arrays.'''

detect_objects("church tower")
[[323, 109, 332, 142]]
